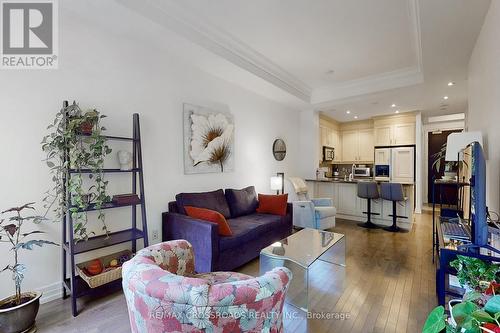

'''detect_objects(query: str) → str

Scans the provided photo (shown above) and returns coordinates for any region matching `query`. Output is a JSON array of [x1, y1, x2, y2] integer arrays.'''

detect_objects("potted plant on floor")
[[0, 203, 58, 333]]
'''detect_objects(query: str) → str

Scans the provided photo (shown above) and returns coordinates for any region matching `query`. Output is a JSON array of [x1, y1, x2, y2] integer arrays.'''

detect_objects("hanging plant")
[[41, 102, 112, 241]]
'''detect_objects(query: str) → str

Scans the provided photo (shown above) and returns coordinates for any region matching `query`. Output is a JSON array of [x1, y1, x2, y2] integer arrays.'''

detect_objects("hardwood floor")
[[37, 213, 436, 333]]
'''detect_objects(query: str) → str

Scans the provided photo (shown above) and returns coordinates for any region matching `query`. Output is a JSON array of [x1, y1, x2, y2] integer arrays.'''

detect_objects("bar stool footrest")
[[362, 211, 381, 216], [387, 214, 408, 219]]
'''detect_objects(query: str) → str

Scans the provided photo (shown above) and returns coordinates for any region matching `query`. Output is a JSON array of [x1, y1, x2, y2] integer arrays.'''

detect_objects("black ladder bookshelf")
[[60, 101, 149, 317]]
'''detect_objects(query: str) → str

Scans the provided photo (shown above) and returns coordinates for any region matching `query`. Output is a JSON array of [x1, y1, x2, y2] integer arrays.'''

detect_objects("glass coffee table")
[[260, 228, 345, 312]]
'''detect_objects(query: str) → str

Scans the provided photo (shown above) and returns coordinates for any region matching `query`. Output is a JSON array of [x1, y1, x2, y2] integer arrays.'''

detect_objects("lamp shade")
[[445, 131, 483, 161], [270, 176, 283, 191]]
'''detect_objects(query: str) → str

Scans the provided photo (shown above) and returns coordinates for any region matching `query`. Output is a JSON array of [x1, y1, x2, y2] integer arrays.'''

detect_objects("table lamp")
[[270, 172, 285, 195]]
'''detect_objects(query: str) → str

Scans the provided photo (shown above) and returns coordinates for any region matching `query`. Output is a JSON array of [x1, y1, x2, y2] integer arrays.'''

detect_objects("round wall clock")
[[272, 139, 287, 161]]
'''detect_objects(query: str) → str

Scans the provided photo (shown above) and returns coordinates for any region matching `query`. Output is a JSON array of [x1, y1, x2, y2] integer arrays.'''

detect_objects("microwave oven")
[[353, 167, 371, 177]]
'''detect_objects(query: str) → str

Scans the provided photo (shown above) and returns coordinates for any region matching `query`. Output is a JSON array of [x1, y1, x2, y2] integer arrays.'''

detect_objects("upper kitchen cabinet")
[[393, 123, 416, 145], [319, 117, 342, 162], [373, 114, 416, 147], [341, 130, 358, 162], [341, 127, 374, 163]]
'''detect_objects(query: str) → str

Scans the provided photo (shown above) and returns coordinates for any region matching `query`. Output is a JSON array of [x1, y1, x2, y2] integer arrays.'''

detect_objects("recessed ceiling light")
[[354, 116, 358, 119], [326, 69, 335, 75], [448, 82, 455, 86], [391, 104, 396, 108], [395, 110, 400, 114], [444, 96, 449, 100], [346, 110, 351, 114]]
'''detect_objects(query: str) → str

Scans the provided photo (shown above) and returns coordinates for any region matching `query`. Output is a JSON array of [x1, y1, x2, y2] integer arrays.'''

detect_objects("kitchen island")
[[306, 179, 414, 230]]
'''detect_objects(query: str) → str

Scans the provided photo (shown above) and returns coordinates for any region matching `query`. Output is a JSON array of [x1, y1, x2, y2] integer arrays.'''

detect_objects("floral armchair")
[[122, 240, 292, 332]]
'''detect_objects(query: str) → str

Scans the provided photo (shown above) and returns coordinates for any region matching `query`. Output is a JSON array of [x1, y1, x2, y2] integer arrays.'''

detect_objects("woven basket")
[[76, 250, 132, 288]]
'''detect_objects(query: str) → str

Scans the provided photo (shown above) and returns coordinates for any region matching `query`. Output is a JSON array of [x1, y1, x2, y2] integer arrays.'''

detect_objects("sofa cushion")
[[176, 189, 231, 218], [256, 194, 288, 216], [225, 186, 259, 218], [219, 214, 283, 251], [184, 206, 233, 236]]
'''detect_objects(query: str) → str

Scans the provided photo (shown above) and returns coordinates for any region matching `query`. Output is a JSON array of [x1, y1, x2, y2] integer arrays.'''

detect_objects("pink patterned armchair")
[[122, 240, 292, 332]]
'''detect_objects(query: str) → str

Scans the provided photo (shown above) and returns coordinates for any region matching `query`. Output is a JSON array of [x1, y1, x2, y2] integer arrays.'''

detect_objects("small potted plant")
[[423, 295, 500, 333], [450, 255, 500, 295], [0, 203, 57, 333]]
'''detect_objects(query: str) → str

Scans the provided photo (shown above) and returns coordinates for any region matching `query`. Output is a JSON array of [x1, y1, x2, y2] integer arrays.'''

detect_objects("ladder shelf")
[[61, 101, 149, 317]]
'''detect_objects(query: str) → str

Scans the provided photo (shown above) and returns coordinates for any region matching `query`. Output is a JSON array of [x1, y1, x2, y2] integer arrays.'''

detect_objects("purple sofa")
[[162, 186, 293, 273]]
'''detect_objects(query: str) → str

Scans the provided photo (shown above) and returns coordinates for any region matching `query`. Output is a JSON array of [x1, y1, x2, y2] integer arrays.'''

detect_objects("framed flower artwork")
[[183, 103, 235, 174]]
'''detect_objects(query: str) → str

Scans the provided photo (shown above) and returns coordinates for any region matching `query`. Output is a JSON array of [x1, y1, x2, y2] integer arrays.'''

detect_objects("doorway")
[[427, 129, 463, 204]]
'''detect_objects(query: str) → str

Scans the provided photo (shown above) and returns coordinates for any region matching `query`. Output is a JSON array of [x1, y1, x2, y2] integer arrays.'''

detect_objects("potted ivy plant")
[[0, 203, 57, 333], [41, 101, 112, 241]]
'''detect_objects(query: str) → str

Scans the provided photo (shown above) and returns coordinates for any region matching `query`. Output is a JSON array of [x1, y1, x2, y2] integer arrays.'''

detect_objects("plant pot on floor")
[[0, 291, 41, 333]]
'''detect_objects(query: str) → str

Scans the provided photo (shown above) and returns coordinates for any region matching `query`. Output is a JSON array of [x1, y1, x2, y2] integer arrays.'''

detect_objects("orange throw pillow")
[[184, 206, 233, 236], [256, 194, 288, 216]]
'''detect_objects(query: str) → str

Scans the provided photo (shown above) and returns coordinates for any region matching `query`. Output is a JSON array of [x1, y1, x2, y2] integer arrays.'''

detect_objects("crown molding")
[[117, 0, 312, 102], [311, 0, 424, 105], [311, 66, 424, 104], [118, 0, 423, 106]]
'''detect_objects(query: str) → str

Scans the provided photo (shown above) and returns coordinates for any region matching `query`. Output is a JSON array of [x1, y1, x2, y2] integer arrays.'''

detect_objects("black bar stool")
[[357, 181, 381, 229], [380, 183, 408, 233]]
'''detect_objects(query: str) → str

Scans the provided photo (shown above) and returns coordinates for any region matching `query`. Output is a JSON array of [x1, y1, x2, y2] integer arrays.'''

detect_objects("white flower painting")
[[183, 103, 234, 174]]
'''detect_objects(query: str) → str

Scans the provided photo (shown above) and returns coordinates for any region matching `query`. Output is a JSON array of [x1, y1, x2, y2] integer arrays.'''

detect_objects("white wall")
[[298, 110, 320, 179], [0, 5, 300, 301], [468, 0, 500, 213]]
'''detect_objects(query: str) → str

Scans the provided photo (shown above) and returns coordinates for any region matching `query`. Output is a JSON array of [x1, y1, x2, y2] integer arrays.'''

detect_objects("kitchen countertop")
[[306, 178, 415, 185]]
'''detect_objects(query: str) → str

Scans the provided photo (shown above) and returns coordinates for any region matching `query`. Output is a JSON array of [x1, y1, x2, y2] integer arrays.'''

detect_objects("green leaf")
[[464, 291, 483, 303], [485, 295, 500, 315], [453, 301, 478, 326], [46, 161, 55, 168], [472, 310, 495, 323], [423, 306, 446, 333]]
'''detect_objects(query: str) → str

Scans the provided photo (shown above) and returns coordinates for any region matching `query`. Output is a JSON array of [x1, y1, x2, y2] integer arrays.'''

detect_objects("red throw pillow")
[[256, 194, 288, 216], [184, 206, 233, 236]]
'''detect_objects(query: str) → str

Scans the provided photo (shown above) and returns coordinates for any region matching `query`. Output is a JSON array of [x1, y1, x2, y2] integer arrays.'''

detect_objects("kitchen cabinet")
[[374, 125, 392, 146], [335, 183, 357, 215], [306, 180, 414, 228], [341, 129, 374, 163], [374, 148, 391, 165], [374, 121, 415, 146], [316, 181, 336, 198], [341, 130, 358, 162], [357, 196, 383, 217], [319, 125, 341, 162], [393, 123, 416, 145], [391, 147, 415, 183], [382, 199, 409, 221], [358, 129, 374, 161]]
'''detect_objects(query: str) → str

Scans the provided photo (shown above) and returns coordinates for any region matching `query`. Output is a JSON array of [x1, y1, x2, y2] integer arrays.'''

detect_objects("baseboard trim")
[[37, 281, 62, 304]]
